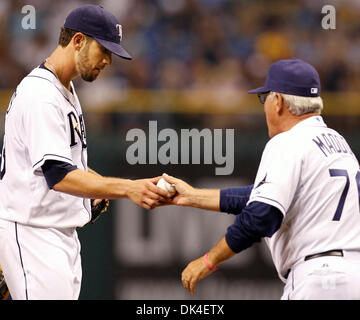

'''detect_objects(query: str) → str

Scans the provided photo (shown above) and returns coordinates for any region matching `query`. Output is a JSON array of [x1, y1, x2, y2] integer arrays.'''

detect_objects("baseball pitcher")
[[0, 5, 171, 300]]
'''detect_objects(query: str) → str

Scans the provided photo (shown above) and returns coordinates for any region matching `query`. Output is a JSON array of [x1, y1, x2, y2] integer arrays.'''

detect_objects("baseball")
[[157, 177, 176, 195]]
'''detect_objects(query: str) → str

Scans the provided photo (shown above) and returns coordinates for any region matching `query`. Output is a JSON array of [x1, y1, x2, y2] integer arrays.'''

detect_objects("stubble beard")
[[77, 44, 98, 82]]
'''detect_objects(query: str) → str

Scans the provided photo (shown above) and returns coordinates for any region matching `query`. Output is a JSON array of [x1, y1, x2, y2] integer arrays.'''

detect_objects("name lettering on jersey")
[[312, 133, 353, 157], [67, 112, 87, 149]]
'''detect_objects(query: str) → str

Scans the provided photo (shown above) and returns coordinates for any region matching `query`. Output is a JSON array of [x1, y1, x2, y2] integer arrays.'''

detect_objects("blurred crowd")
[[1, 0, 360, 93]]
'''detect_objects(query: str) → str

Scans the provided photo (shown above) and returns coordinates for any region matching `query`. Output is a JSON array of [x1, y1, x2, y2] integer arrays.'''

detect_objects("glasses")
[[257, 92, 270, 104]]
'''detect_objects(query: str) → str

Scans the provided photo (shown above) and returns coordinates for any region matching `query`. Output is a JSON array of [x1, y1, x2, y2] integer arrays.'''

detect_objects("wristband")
[[203, 253, 219, 271]]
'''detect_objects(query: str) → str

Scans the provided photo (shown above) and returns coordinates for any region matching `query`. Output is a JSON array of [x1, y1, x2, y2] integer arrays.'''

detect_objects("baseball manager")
[[162, 58, 360, 299]]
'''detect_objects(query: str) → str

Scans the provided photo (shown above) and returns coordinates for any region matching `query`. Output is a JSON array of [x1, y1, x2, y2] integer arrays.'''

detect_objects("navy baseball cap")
[[248, 58, 320, 97], [64, 4, 132, 60]]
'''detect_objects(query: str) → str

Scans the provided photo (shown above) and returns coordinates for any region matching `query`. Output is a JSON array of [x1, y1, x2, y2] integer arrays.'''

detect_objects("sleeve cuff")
[[247, 196, 286, 216], [41, 160, 77, 189], [33, 153, 74, 173]]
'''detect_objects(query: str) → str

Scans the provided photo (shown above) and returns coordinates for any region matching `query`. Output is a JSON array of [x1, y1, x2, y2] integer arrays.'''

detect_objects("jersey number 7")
[[329, 169, 360, 221]]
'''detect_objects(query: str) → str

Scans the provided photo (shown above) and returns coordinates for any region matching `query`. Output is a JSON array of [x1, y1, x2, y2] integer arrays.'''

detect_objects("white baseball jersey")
[[0, 66, 91, 228], [248, 116, 360, 281]]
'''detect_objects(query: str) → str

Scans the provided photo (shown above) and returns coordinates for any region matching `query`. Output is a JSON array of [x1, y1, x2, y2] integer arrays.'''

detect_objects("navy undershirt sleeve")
[[41, 160, 78, 189], [225, 201, 283, 253], [220, 185, 253, 215]]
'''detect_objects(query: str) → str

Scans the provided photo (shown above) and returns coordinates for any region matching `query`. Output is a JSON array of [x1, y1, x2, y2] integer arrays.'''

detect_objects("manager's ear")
[[72, 32, 87, 51], [274, 92, 285, 115]]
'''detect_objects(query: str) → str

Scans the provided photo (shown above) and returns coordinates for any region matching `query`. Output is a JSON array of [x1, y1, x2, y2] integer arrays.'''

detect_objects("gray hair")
[[269, 92, 323, 115]]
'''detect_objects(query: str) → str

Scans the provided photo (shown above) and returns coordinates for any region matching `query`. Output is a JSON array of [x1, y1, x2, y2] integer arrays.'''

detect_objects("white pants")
[[0, 218, 82, 300], [282, 251, 360, 300]]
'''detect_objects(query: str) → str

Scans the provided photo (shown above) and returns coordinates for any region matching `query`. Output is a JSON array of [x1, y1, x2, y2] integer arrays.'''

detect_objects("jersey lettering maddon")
[[248, 116, 360, 281], [0, 66, 91, 228]]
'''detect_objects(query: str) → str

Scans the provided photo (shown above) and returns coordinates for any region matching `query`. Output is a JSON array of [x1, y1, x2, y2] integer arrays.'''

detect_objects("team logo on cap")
[[116, 24, 122, 41]]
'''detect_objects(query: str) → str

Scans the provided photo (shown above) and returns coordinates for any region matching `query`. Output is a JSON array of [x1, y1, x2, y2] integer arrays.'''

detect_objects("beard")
[[76, 43, 99, 82]]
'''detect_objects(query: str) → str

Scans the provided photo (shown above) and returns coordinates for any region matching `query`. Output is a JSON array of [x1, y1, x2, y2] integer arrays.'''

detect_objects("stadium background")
[[1, 0, 360, 299]]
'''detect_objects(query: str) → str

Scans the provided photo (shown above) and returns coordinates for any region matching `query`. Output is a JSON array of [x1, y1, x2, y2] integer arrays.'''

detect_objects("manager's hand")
[[181, 237, 236, 295], [181, 255, 213, 295], [160, 173, 196, 207], [160, 173, 221, 211]]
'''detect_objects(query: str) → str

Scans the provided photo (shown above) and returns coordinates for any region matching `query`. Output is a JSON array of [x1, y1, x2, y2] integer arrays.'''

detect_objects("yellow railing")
[[0, 89, 359, 115]]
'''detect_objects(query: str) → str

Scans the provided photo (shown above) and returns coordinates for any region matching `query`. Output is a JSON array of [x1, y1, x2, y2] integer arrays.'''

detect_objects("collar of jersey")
[[28, 67, 76, 108], [290, 115, 327, 131]]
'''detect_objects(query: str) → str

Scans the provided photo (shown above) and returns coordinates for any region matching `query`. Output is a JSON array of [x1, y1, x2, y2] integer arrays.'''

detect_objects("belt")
[[284, 250, 343, 279], [304, 249, 343, 261]]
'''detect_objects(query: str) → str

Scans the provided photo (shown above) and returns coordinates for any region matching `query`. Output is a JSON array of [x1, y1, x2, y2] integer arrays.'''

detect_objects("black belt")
[[284, 250, 343, 279], [304, 249, 343, 261]]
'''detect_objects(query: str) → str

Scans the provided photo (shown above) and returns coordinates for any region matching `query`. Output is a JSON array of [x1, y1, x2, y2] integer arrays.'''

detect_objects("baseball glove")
[[0, 266, 10, 300], [87, 199, 109, 225]]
